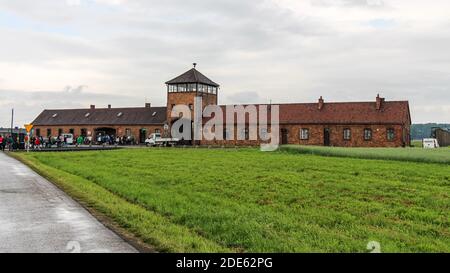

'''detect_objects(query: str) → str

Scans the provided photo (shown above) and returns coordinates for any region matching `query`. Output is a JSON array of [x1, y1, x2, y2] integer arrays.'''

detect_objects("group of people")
[[0, 135, 15, 152], [0, 133, 139, 152], [96, 134, 136, 146]]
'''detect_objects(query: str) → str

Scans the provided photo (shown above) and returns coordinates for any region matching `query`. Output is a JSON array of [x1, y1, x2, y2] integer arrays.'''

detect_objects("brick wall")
[[280, 124, 409, 147], [199, 124, 410, 147], [167, 92, 217, 124]]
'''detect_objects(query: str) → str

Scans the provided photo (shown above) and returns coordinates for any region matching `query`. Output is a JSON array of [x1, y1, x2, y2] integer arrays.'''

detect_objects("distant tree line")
[[411, 123, 450, 140]]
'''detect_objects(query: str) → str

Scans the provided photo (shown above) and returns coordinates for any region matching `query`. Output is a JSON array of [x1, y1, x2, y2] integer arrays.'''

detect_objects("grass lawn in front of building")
[[12, 148, 450, 253]]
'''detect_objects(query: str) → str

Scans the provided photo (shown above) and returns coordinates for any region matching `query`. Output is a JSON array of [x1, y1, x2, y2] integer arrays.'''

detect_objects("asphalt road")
[[0, 152, 137, 253]]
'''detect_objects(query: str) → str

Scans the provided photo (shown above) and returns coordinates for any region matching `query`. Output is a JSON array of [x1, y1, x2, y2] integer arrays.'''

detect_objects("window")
[[177, 84, 187, 92], [387, 128, 395, 141], [169, 85, 177, 92], [300, 128, 309, 140], [364, 129, 372, 141], [198, 84, 206, 93], [85, 113, 90, 118], [69, 129, 75, 135], [187, 83, 197, 92], [117, 112, 123, 117], [155, 129, 161, 134], [81, 128, 87, 137], [245, 128, 249, 140], [36, 129, 41, 137], [47, 129, 52, 137], [58, 129, 63, 137], [208, 86, 217, 94], [343, 128, 351, 140], [260, 128, 268, 139], [189, 104, 194, 110], [125, 128, 131, 137]]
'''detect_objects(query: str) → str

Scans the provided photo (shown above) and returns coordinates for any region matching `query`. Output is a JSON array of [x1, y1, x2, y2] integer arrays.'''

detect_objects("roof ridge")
[[42, 106, 167, 111], [219, 100, 409, 106]]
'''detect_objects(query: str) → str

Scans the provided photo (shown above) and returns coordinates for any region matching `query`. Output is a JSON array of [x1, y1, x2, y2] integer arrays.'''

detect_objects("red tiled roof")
[[212, 100, 411, 125], [278, 101, 411, 125]]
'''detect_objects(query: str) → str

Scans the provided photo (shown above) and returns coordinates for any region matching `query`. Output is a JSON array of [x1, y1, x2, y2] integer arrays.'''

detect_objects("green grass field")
[[12, 148, 450, 253], [281, 145, 450, 164]]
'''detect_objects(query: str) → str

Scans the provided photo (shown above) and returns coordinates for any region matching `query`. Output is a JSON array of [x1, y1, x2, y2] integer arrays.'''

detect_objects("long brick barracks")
[[32, 66, 412, 147]]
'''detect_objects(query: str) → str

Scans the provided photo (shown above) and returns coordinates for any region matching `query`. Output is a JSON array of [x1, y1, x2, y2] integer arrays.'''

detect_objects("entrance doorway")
[[139, 129, 147, 143], [281, 129, 289, 145], [324, 128, 330, 146]]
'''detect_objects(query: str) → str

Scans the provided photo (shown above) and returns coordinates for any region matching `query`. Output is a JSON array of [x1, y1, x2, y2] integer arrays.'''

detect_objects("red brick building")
[[32, 66, 411, 147]]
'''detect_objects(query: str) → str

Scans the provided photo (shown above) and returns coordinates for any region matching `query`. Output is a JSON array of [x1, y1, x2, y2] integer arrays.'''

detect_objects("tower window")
[[187, 84, 197, 92], [169, 85, 177, 92]]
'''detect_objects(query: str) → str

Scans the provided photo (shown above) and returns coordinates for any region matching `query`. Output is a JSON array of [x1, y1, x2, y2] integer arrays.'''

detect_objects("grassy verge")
[[280, 145, 450, 164], [11, 148, 450, 253], [10, 152, 230, 253]]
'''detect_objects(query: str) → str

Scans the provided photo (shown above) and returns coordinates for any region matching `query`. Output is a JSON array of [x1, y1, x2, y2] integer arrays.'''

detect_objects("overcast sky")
[[1, 0, 449, 127]]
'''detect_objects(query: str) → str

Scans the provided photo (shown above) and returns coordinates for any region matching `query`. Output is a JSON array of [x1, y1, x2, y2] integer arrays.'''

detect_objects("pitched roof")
[[278, 101, 411, 125], [165, 68, 220, 87], [214, 100, 411, 125], [32, 107, 167, 126]]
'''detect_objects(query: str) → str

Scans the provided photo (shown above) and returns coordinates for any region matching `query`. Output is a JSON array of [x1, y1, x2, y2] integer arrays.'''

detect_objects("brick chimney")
[[318, 96, 324, 110], [108, 104, 112, 109], [145, 103, 151, 108], [90, 105, 95, 110], [376, 94, 385, 110]]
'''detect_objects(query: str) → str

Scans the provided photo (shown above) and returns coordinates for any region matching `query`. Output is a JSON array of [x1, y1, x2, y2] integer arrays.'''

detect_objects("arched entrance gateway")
[[94, 127, 117, 142]]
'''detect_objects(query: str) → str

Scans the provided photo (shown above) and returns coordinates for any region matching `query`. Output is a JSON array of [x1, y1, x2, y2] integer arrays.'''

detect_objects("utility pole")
[[10, 108, 14, 136]]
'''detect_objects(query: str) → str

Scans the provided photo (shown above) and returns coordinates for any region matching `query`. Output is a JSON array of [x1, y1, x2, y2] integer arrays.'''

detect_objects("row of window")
[[300, 128, 396, 141], [168, 84, 218, 94]]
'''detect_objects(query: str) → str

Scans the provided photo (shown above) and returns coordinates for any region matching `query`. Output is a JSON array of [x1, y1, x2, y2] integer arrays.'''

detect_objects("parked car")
[[423, 138, 439, 149], [145, 133, 179, 147]]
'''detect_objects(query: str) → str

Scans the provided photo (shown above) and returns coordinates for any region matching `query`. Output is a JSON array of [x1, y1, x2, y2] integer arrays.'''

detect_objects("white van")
[[62, 134, 74, 145], [423, 138, 439, 149]]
